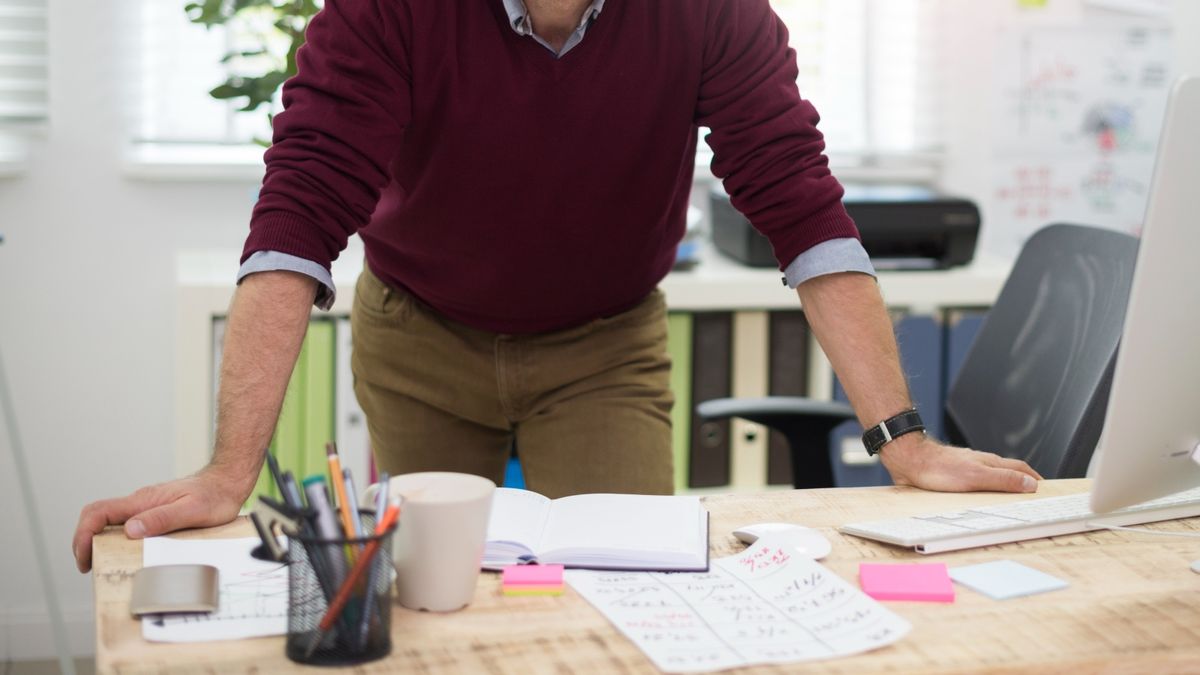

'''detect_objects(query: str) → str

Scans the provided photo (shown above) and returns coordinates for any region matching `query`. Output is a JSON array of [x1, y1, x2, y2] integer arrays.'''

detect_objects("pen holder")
[[285, 511, 396, 666]]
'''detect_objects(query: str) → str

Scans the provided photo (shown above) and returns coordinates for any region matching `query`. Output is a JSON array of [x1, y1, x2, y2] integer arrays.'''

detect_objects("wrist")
[[878, 428, 927, 455], [862, 408, 926, 456], [876, 429, 935, 482], [199, 459, 260, 502]]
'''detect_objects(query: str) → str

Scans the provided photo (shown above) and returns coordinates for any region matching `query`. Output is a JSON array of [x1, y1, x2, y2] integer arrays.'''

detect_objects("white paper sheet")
[[141, 536, 289, 643], [566, 536, 911, 673]]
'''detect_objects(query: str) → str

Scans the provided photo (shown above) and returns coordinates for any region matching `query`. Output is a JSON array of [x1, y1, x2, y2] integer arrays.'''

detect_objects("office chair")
[[697, 223, 1140, 488]]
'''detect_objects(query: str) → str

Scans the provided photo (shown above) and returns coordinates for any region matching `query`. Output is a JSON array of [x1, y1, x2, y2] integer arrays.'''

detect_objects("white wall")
[[1179, 0, 1200, 72], [0, 0, 262, 661], [940, 0, 1199, 256], [0, 0, 1197, 663]]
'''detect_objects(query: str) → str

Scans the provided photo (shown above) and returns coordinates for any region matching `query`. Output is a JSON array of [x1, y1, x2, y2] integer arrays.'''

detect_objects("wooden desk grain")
[[93, 479, 1200, 674]]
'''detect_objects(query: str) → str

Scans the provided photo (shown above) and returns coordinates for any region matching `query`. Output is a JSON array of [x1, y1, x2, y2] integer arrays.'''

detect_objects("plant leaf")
[[220, 49, 270, 63], [183, 0, 229, 28]]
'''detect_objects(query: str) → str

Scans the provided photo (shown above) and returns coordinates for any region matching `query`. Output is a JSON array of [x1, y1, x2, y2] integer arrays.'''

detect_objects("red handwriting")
[[738, 546, 792, 574]]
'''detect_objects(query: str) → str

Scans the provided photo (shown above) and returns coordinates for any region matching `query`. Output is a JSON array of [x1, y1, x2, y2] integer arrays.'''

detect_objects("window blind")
[[769, 0, 942, 158], [0, 0, 48, 125], [139, 0, 943, 159]]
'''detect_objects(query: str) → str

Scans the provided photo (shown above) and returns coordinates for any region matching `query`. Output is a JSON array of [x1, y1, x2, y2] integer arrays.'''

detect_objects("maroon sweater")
[[245, 0, 858, 333]]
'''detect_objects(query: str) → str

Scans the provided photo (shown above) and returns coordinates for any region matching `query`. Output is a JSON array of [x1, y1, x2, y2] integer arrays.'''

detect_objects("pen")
[[374, 472, 389, 524], [280, 471, 305, 511], [356, 473, 391, 649], [303, 476, 348, 589], [305, 498, 402, 659], [266, 452, 286, 500], [326, 443, 358, 560], [279, 471, 344, 604], [343, 467, 365, 544]]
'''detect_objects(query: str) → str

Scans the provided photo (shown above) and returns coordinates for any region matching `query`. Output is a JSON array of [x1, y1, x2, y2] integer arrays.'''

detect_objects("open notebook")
[[483, 488, 710, 571]]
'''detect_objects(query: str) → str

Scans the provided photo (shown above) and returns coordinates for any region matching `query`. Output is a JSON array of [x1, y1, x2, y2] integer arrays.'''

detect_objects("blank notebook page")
[[539, 494, 704, 556], [486, 488, 552, 549]]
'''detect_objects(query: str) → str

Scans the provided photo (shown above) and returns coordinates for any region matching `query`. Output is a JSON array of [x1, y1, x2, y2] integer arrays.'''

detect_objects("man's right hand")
[[72, 466, 250, 573], [73, 272, 318, 574]]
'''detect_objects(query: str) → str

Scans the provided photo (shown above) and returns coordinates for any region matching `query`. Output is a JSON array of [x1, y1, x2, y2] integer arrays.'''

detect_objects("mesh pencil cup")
[[285, 511, 396, 666]]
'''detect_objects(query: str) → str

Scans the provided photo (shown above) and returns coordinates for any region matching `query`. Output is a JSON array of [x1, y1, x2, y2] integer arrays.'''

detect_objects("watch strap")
[[862, 409, 925, 456]]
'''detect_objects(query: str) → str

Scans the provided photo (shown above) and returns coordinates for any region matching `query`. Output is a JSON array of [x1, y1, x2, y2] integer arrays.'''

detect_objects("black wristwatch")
[[862, 409, 925, 456]]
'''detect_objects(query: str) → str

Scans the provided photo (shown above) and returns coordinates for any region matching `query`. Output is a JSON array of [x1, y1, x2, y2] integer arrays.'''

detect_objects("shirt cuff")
[[237, 250, 337, 310], [782, 238, 877, 289]]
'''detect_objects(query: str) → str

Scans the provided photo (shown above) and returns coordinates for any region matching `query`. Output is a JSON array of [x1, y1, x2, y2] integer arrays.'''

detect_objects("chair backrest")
[[944, 224, 1139, 479]]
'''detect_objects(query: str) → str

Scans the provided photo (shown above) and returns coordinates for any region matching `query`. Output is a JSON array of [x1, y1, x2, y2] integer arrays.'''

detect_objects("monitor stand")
[[1192, 442, 1200, 573]]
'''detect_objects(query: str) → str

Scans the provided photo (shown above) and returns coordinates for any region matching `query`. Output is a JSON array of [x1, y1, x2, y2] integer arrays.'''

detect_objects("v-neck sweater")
[[245, 0, 858, 334]]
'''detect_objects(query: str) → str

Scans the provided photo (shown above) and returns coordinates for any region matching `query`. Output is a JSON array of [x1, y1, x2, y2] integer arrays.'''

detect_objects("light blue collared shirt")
[[501, 0, 605, 57], [238, 0, 876, 309]]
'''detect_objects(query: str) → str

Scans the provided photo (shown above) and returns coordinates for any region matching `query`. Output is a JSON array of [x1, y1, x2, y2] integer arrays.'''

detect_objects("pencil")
[[304, 498, 401, 658], [325, 442, 358, 561]]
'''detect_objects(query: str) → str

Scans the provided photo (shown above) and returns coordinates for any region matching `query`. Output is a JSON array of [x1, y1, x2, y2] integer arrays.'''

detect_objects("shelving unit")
[[175, 242, 1010, 493]]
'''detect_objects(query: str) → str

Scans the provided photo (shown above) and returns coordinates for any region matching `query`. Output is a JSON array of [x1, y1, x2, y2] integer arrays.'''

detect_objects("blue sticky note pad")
[[949, 560, 1068, 600]]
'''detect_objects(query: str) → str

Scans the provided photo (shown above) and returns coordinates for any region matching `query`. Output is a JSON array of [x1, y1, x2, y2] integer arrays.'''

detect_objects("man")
[[74, 0, 1040, 572]]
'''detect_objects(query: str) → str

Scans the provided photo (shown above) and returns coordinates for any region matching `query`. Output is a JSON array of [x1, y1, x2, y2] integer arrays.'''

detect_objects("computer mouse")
[[731, 523, 832, 560]]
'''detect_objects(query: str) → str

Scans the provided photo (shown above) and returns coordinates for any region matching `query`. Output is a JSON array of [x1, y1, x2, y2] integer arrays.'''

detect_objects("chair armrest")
[[695, 396, 857, 489], [696, 397, 856, 422]]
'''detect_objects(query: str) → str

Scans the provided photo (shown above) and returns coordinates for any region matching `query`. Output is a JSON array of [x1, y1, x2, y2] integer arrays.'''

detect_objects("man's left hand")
[[878, 433, 1043, 493]]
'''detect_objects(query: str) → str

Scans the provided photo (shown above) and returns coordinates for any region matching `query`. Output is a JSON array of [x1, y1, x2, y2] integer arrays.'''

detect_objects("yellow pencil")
[[326, 442, 357, 562]]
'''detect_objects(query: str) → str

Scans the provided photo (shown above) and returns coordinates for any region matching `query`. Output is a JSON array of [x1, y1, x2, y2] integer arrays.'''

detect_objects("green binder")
[[667, 312, 693, 493], [301, 319, 336, 484], [244, 318, 336, 507]]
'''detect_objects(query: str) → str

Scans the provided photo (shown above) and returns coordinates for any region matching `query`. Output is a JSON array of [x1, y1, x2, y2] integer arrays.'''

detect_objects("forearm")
[[795, 271, 1040, 492], [795, 272, 911, 428], [210, 270, 319, 494]]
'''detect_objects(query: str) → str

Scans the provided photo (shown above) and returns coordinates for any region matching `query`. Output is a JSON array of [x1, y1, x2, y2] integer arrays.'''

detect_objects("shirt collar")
[[501, 0, 606, 38]]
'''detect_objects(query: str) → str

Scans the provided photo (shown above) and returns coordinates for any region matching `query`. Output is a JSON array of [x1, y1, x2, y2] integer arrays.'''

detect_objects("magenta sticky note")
[[502, 564, 564, 587], [859, 562, 955, 603]]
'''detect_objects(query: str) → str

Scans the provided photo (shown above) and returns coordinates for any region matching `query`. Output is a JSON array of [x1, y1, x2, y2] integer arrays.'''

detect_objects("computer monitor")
[[1088, 75, 1200, 514]]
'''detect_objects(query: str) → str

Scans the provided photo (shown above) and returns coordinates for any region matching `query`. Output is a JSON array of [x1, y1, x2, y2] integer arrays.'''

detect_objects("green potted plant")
[[184, 0, 321, 144]]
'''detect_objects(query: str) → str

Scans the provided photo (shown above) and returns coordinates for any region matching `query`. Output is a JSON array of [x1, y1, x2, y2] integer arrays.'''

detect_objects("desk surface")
[[93, 479, 1200, 674]]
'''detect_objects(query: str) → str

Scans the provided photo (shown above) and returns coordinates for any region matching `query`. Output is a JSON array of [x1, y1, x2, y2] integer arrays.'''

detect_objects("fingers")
[[128, 495, 209, 540], [889, 444, 1042, 494], [971, 466, 1039, 493], [978, 453, 1044, 480], [73, 491, 156, 573]]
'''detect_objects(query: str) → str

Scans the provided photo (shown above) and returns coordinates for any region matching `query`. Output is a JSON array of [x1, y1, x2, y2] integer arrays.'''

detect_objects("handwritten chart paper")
[[141, 537, 289, 642], [566, 537, 910, 672]]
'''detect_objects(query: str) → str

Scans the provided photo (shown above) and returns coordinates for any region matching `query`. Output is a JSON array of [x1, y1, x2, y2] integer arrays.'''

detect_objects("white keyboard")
[[840, 487, 1200, 554]]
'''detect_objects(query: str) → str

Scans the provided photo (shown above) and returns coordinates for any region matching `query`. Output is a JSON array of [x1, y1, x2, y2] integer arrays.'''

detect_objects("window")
[[135, 0, 940, 169], [0, 0, 48, 126], [699, 0, 941, 172], [135, 0, 293, 147]]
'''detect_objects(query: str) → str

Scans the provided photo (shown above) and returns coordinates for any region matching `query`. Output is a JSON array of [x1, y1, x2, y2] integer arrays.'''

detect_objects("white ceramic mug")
[[361, 472, 495, 612]]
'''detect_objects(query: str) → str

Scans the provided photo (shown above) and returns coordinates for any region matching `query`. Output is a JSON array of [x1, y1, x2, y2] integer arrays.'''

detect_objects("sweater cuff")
[[782, 238, 876, 289], [237, 250, 337, 310]]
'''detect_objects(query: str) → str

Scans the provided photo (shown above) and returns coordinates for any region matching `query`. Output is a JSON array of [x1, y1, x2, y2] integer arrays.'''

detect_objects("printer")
[[709, 183, 980, 270]]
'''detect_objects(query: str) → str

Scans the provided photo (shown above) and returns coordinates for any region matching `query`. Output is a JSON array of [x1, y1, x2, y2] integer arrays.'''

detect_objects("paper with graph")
[[141, 536, 288, 642], [566, 536, 910, 673], [989, 22, 1172, 256]]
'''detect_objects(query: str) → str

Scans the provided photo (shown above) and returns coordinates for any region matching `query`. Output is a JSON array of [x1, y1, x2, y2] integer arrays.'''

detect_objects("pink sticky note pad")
[[502, 564, 564, 587], [502, 585, 564, 597], [859, 562, 955, 603]]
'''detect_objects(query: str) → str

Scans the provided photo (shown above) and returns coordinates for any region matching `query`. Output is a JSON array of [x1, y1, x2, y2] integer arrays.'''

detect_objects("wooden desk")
[[93, 479, 1200, 674]]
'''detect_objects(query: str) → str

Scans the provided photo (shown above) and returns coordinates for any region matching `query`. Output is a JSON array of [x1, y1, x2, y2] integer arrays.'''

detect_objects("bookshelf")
[[176, 242, 1010, 494]]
